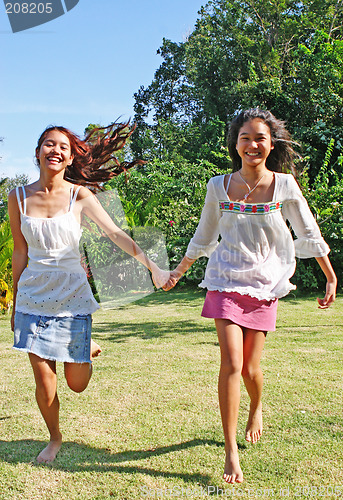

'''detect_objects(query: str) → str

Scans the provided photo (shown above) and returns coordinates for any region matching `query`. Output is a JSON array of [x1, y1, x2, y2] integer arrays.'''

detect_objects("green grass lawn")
[[0, 290, 342, 499]]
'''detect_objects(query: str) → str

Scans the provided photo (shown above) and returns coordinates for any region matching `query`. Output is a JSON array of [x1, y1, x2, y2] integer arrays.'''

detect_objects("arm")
[[315, 255, 337, 308], [8, 190, 28, 330], [78, 188, 168, 288], [163, 177, 221, 291], [282, 175, 336, 307], [163, 256, 196, 291]]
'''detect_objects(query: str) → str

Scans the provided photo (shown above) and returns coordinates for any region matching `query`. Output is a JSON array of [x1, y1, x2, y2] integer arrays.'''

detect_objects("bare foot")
[[245, 403, 263, 444], [36, 435, 62, 464], [91, 340, 102, 360], [223, 447, 243, 483]]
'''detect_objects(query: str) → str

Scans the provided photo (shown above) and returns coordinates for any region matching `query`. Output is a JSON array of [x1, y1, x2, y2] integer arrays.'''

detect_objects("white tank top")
[[15, 186, 100, 317]]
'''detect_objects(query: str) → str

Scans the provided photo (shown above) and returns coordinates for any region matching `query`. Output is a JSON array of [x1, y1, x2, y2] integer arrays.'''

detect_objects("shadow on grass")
[[92, 319, 215, 341], [0, 437, 226, 485], [107, 288, 207, 308]]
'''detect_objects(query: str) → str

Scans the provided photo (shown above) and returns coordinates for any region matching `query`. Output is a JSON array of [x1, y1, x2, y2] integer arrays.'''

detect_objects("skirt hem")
[[12, 346, 92, 364]]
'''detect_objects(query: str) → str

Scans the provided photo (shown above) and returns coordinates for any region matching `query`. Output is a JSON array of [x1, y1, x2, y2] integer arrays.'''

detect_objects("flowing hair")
[[36, 122, 144, 190], [227, 108, 298, 175]]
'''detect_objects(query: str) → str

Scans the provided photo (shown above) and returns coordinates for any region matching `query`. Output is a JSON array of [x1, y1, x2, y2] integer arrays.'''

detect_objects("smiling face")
[[36, 130, 74, 173], [235, 118, 274, 169]]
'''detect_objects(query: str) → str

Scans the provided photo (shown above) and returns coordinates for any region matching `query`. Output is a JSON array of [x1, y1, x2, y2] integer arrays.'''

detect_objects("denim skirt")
[[13, 311, 92, 363]]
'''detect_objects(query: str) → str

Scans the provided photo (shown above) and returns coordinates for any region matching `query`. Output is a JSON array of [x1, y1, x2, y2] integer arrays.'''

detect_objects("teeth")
[[246, 152, 259, 156]]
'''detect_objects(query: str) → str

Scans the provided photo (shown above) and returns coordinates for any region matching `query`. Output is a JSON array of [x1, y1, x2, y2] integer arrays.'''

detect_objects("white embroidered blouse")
[[185, 173, 330, 300]]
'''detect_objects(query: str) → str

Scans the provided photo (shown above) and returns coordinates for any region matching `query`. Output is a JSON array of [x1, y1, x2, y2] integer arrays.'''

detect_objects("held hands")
[[162, 256, 194, 291], [317, 280, 337, 309], [150, 265, 171, 290], [162, 270, 182, 291]]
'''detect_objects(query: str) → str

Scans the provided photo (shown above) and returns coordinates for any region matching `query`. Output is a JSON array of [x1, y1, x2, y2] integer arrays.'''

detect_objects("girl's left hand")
[[317, 280, 336, 309], [151, 266, 170, 289]]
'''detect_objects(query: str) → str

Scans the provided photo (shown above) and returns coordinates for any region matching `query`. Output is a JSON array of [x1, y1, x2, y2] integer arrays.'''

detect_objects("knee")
[[65, 364, 92, 393], [220, 355, 243, 376], [66, 379, 89, 393], [241, 363, 261, 380]]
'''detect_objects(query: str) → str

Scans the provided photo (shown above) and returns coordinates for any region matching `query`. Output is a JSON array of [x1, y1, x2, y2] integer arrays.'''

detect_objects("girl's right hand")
[[162, 270, 182, 291]]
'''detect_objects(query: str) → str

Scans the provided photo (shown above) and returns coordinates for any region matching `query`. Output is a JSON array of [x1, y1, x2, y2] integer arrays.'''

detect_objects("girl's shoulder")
[[8, 182, 34, 197], [207, 174, 226, 189], [274, 172, 301, 199], [206, 175, 227, 197], [75, 184, 89, 197], [8, 183, 30, 204], [75, 185, 101, 211], [74, 184, 95, 202]]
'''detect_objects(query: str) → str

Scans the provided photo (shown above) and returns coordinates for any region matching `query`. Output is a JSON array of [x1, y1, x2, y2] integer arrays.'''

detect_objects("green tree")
[[0, 219, 14, 287], [294, 138, 343, 291], [132, 0, 343, 179], [0, 174, 30, 222]]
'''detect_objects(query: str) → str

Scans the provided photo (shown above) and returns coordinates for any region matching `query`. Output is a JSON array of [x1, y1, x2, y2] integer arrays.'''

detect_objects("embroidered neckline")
[[219, 200, 282, 214]]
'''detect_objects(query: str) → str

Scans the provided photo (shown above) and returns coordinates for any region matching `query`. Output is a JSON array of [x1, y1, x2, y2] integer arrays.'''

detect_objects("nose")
[[51, 144, 62, 155]]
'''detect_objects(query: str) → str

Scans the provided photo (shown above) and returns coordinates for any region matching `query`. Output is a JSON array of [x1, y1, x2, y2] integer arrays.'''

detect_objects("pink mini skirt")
[[201, 291, 278, 332]]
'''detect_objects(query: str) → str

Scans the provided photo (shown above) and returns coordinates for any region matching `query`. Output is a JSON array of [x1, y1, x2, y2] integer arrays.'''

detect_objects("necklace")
[[238, 171, 265, 201]]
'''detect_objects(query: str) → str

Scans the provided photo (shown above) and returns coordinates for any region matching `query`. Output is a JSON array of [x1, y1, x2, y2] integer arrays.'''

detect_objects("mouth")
[[46, 156, 62, 163], [245, 152, 260, 157]]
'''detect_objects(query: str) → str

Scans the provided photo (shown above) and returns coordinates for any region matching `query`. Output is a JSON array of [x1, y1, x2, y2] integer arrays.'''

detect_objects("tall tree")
[[132, 0, 343, 176]]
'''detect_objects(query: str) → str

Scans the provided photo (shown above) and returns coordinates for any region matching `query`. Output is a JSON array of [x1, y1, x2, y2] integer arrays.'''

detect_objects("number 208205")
[[5, 3, 53, 14]]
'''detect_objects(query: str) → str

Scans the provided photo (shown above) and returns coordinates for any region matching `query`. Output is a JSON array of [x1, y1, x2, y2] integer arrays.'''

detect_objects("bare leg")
[[242, 329, 266, 444], [29, 354, 62, 463], [215, 319, 244, 484], [64, 361, 92, 393]]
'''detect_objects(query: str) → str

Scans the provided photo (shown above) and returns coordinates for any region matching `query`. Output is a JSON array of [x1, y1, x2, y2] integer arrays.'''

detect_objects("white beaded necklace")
[[238, 171, 265, 201]]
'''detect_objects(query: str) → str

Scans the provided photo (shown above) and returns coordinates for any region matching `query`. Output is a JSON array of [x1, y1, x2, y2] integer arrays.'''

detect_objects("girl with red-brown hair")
[[8, 122, 167, 464]]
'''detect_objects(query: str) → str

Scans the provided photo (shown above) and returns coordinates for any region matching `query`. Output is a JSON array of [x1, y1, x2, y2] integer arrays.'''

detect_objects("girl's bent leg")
[[28, 353, 62, 463], [215, 319, 244, 484], [64, 362, 92, 393], [242, 329, 266, 444]]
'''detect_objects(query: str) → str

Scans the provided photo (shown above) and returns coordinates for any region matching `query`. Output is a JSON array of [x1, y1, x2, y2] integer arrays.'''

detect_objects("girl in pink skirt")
[[163, 108, 337, 483]]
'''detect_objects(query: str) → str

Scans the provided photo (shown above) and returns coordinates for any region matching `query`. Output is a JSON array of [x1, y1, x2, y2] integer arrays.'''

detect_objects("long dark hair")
[[227, 108, 298, 174], [36, 122, 144, 190]]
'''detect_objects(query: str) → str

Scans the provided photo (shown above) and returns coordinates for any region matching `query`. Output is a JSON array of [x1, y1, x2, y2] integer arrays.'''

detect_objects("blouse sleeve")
[[281, 175, 330, 259], [185, 177, 221, 259]]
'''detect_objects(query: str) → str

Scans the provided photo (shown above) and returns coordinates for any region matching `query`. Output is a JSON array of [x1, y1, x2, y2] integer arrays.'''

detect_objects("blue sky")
[[0, 0, 205, 181]]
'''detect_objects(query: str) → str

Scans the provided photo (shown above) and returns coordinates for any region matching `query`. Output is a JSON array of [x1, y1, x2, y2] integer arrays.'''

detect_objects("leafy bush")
[[293, 139, 343, 292], [0, 220, 14, 287], [108, 158, 224, 284]]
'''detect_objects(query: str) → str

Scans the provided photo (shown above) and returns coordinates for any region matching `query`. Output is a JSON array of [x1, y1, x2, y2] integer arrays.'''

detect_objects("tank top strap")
[[226, 173, 233, 194], [16, 186, 27, 215], [69, 185, 82, 211]]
